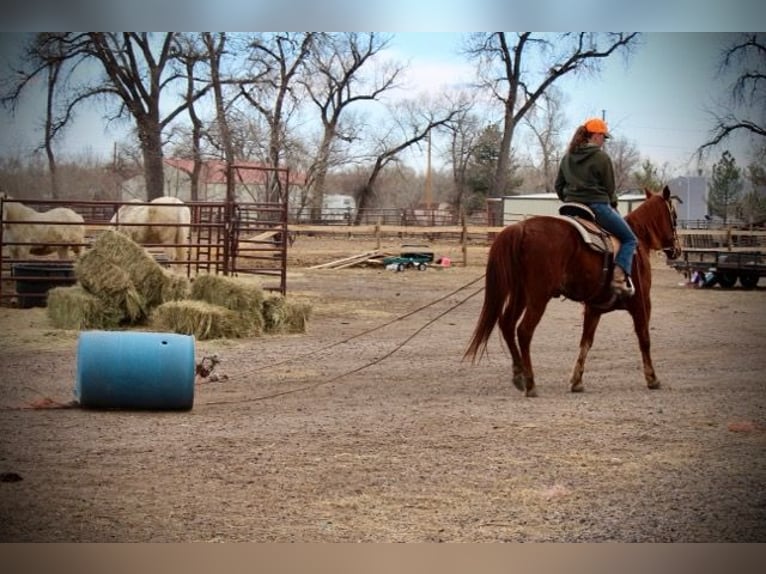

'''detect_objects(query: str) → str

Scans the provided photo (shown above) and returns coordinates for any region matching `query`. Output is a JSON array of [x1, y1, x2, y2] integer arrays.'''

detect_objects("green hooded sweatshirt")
[[554, 144, 617, 205]]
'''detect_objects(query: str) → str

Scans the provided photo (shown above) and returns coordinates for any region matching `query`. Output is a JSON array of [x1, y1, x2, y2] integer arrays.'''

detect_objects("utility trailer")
[[382, 244, 434, 272], [668, 249, 766, 289]]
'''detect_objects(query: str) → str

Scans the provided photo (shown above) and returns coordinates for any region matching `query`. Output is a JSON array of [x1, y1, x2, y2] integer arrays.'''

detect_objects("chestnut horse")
[[464, 186, 682, 397]]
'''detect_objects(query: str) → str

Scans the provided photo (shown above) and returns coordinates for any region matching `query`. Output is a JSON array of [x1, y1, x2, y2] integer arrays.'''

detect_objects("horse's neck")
[[626, 209, 653, 248]]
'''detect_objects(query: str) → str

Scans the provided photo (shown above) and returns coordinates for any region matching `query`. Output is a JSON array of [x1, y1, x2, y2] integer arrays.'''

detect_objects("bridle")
[[663, 197, 682, 260]]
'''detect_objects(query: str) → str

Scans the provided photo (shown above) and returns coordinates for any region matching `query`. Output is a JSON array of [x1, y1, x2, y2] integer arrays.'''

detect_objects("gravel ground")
[[1, 236, 765, 542]]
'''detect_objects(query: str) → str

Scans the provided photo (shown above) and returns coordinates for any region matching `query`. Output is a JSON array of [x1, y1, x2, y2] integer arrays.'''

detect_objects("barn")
[[121, 158, 306, 204]]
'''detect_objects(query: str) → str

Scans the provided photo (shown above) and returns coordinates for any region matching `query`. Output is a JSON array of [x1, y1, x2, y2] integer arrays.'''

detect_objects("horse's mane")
[[625, 189, 672, 252]]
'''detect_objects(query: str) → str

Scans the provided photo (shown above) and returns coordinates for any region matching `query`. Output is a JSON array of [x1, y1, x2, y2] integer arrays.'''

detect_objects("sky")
[[0, 32, 758, 178], [387, 33, 754, 176]]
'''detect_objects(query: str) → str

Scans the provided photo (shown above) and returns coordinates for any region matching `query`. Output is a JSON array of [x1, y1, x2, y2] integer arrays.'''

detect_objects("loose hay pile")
[[47, 229, 189, 329], [73, 229, 189, 320], [46, 229, 312, 340]]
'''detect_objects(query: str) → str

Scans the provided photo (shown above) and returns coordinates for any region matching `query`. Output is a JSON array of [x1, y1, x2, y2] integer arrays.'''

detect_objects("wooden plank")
[[308, 250, 383, 269], [333, 256, 385, 270], [244, 230, 280, 242]]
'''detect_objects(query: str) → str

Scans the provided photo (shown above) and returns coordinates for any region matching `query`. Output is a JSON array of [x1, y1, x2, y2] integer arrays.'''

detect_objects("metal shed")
[[501, 192, 646, 225]]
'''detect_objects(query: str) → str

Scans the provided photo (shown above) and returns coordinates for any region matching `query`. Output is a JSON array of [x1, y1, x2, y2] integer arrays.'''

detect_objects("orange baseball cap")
[[584, 118, 611, 139]]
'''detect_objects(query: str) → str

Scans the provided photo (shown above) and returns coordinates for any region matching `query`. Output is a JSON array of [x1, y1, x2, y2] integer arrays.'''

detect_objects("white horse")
[[110, 196, 191, 261], [1, 192, 85, 260]]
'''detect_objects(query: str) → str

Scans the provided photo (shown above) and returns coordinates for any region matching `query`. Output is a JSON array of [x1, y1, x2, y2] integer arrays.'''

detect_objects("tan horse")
[[110, 196, 191, 261], [1, 192, 85, 260]]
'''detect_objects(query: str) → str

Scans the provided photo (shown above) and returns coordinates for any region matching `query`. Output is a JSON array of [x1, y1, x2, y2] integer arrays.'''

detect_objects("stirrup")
[[612, 275, 635, 297]]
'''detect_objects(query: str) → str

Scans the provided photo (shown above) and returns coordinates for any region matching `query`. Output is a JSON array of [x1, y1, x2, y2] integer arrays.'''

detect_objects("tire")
[[396, 263, 405, 272], [739, 272, 760, 290], [716, 271, 738, 288], [417, 262, 427, 271]]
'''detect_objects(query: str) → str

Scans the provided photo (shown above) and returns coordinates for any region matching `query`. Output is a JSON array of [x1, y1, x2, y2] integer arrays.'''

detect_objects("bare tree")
[[606, 137, 641, 190], [87, 33, 214, 199], [698, 33, 766, 157], [353, 99, 465, 224], [301, 32, 403, 219], [237, 33, 316, 202], [443, 92, 482, 212], [4, 33, 215, 200], [1, 33, 73, 198], [522, 88, 565, 194], [464, 32, 640, 197], [174, 33, 212, 202], [201, 33, 236, 203]]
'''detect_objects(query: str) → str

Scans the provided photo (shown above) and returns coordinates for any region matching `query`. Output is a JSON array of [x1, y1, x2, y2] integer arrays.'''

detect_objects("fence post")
[[461, 209, 468, 267], [375, 217, 381, 250]]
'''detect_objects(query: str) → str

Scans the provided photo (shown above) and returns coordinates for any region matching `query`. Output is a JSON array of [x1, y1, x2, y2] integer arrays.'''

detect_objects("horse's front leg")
[[570, 306, 602, 392], [631, 308, 660, 389]]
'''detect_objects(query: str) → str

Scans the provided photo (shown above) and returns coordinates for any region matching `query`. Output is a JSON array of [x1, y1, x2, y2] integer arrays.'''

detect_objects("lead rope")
[[200, 275, 487, 406]]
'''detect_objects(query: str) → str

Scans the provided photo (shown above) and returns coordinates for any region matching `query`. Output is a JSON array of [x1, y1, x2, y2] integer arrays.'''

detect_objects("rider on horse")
[[554, 118, 637, 297]]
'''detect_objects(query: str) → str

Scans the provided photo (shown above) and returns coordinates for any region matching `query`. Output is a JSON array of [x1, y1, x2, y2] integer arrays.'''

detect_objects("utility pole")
[[423, 129, 433, 209]]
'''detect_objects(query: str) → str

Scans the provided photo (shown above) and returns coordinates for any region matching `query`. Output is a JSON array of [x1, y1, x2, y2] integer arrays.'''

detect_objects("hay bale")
[[46, 285, 124, 330], [161, 270, 191, 302], [262, 294, 312, 334], [75, 229, 189, 321], [189, 273, 264, 336], [150, 300, 257, 340], [75, 257, 144, 321], [190, 273, 264, 313]]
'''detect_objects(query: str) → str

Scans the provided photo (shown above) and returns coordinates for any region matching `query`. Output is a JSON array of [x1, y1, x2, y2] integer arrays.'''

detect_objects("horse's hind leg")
[[516, 298, 548, 397], [498, 298, 525, 392], [570, 306, 602, 392]]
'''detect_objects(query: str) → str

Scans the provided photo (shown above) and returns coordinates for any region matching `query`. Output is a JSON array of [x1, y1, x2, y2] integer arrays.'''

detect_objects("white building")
[[667, 176, 709, 224], [322, 193, 356, 220], [499, 192, 646, 225]]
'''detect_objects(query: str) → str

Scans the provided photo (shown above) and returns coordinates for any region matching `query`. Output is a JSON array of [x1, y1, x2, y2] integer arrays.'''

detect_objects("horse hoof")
[[648, 380, 661, 390], [512, 378, 525, 392], [571, 383, 584, 393], [524, 388, 538, 398]]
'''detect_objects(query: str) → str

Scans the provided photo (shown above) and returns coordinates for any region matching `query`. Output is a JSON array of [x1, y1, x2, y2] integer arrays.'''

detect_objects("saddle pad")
[[551, 214, 615, 254]]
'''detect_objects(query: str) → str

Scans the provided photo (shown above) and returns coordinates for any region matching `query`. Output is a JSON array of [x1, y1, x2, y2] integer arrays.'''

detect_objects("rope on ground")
[[214, 272, 487, 384], [201, 280, 486, 406]]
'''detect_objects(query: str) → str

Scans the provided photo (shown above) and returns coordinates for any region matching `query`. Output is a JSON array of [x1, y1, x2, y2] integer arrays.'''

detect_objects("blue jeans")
[[588, 202, 638, 275]]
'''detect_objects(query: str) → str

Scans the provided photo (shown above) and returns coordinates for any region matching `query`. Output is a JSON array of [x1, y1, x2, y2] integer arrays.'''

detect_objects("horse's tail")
[[463, 224, 522, 363]]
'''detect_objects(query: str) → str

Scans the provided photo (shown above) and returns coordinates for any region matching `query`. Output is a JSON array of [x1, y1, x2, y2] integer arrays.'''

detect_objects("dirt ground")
[[0, 235, 765, 542]]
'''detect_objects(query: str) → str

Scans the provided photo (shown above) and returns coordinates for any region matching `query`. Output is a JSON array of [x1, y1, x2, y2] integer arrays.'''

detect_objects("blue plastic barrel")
[[75, 331, 196, 410]]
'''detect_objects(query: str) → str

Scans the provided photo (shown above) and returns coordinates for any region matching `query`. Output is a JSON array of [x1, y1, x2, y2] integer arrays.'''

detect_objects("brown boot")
[[611, 266, 635, 297]]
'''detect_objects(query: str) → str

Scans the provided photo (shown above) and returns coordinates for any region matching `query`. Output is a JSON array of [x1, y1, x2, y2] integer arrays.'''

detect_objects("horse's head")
[[643, 186, 682, 260]]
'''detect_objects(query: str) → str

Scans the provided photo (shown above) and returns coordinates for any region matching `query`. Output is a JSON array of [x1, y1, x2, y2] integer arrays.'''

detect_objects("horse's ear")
[[662, 185, 671, 200], [643, 187, 653, 199]]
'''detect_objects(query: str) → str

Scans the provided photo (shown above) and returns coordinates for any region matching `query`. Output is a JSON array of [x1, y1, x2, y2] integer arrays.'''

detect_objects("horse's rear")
[[465, 217, 610, 396], [112, 197, 190, 261], [1, 196, 85, 259]]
